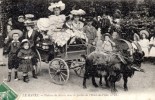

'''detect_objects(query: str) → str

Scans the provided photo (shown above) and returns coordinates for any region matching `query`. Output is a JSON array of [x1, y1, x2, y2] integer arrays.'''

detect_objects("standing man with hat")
[[13, 15, 26, 38], [25, 21, 42, 79], [100, 13, 111, 35], [83, 17, 97, 54]]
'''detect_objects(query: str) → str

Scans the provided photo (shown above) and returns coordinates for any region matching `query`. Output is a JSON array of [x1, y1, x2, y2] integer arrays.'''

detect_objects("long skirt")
[[18, 60, 34, 73], [149, 47, 155, 57]]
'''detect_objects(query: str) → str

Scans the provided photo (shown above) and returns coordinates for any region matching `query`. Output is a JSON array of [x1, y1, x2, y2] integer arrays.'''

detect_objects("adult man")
[[83, 17, 97, 54], [13, 15, 26, 33], [25, 22, 42, 79], [100, 13, 111, 35]]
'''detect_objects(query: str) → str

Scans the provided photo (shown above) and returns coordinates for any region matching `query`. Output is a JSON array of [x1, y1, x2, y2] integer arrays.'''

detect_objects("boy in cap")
[[3, 29, 23, 82]]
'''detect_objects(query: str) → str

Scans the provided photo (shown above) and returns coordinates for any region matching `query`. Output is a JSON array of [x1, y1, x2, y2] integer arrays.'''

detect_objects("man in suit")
[[25, 22, 43, 79], [100, 13, 111, 35], [13, 15, 26, 37], [25, 22, 42, 48]]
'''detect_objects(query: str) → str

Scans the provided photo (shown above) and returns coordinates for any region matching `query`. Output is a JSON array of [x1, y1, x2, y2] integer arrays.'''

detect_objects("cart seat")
[[67, 44, 87, 51]]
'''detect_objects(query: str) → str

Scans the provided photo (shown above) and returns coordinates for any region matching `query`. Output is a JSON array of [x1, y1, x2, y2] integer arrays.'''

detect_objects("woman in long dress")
[[69, 9, 88, 44]]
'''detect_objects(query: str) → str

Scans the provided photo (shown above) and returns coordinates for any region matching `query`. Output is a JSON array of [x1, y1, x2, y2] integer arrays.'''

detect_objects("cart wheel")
[[35, 49, 42, 75], [74, 64, 85, 78], [49, 58, 69, 85]]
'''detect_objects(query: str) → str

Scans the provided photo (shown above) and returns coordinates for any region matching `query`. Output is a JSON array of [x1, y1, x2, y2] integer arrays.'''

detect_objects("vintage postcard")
[[0, 0, 155, 100]]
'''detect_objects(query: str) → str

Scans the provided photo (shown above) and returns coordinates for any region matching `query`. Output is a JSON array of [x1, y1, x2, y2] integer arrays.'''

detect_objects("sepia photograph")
[[0, 0, 155, 100]]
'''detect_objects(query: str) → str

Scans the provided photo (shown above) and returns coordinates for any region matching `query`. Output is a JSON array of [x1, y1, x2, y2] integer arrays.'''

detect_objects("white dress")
[[138, 39, 149, 57], [48, 15, 71, 47], [102, 41, 113, 52], [72, 21, 87, 39], [149, 37, 155, 57]]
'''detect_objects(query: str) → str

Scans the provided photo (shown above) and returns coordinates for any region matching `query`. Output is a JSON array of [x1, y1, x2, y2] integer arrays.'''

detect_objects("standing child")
[[138, 30, 150, 57], [17, 39, 35, 83], [3, 30, 23, 82]]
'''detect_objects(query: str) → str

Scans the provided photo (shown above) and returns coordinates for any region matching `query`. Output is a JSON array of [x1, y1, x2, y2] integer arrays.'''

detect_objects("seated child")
[[64, 16, 88, 44], [37, 30, 54, 62], [102, 33, 115, 52]]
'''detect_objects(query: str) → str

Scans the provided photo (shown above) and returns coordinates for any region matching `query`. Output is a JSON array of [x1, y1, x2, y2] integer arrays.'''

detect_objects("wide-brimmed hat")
[[18, 15, 24, 19], [37, 18, 51, 31], [102, 33, 112, 40], [20, 39, 30, 47], [8, 29, 23, 39], [25, 14, 34, 19], [140, 30, 149, 38], [48, 1, 65, 12], [70, 9, 86, 16]]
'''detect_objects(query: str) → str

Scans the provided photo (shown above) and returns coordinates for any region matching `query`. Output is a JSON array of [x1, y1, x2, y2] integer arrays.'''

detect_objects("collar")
[[12, 40, 20, 43], [66, 23, 73, 29], [28, 29, 33, 32]]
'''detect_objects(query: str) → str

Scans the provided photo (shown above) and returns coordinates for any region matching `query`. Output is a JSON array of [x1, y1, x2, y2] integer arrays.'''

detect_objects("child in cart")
[[37, 18, 54, 63], [17, 39, 36, 83], [37, 30, 54, 63], [3, 30, 23, 82]]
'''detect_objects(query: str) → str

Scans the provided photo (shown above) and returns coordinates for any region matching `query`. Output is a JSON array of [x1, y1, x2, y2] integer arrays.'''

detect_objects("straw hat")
[[25, 14, 34, 19], [18, 15, 24, 19], [70, 9, 86, 16], [8, 29, 23, 39], [48, 1, 65, 12], [102, 33, 112, 40], [37, 18, 51, 31], [20, 39, 30, 47], [140, 30, 149, 38]]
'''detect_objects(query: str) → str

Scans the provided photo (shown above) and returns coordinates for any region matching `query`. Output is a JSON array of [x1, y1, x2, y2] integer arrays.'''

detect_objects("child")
[[38, 30, 54, 63], [102, 33, 115, 52], [138, 30, 150, 57], [17, 39, 35, 83], [3, 30, 23, 82]]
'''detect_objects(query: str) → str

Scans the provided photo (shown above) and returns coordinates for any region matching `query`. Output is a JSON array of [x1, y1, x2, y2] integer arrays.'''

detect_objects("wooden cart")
[[36, 42, 89, 85]]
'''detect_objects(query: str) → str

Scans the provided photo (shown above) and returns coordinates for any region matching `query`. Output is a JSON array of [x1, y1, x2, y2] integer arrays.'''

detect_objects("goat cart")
[[35, 41, 89, 85]]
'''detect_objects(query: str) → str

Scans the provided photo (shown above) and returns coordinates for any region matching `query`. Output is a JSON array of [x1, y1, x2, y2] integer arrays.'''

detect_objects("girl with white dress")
[[47, 1, 71, 47], [69, 9, 88, 44], [138, 30, 149, 57]]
